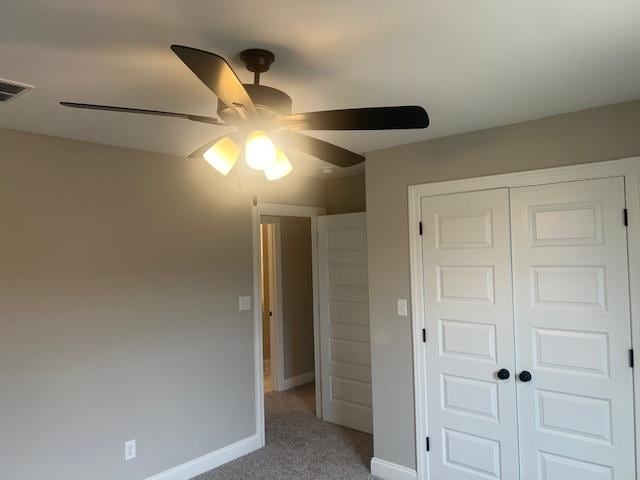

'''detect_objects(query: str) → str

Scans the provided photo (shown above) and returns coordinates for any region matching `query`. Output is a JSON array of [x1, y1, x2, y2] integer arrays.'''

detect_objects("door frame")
[[408, 157, 640, 479], [252, 202, 326, 447]]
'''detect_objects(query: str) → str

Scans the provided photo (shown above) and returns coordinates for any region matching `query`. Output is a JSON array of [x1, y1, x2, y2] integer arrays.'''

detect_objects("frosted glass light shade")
[[245, 130, 277, 170], [203, 137, 240, 175], [264, 148, 293, 181]]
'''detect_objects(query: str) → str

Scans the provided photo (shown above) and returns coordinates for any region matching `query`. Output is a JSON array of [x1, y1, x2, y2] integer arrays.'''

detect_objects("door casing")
[[408, 157, 640, 480]]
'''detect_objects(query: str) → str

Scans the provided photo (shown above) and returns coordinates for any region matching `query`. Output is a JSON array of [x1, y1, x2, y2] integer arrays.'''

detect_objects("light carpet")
[[192, 383, 373, 479]]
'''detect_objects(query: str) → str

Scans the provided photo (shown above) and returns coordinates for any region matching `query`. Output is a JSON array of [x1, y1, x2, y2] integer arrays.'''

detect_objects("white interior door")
[[510, 177, 636, 480], [421, 189, 519, 480], [317, 212, 372, 433]]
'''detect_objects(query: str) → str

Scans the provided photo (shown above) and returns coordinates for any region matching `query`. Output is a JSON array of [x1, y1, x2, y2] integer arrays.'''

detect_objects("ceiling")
[[1, 0, 639, 176]]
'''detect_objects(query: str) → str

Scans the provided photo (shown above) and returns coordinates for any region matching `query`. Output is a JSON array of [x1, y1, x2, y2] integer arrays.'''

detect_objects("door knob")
[[519, 370, 532, 382], [497, 368, 510, 380]]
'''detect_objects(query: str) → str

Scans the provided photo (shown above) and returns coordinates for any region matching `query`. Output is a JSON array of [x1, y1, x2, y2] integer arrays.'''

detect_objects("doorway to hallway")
[[260, 215, 316, 397]]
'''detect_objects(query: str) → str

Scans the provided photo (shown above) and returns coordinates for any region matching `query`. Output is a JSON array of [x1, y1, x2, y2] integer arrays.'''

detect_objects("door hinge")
[[624, 208, 629, 227], [269, 311, 273, 317], [630, 349, 634, 368], [419, 221, 423, 236], [422, 328, 427, 343], [426, 436, 430, 452]]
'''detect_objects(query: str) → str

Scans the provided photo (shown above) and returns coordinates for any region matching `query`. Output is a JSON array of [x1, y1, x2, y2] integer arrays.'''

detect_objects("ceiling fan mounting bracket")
[[240, 48, 276, 86], [240, 48, 276, 74]]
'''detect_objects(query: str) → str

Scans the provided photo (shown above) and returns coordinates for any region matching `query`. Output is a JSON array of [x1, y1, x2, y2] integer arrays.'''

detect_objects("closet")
[[418, 177, 635, 479]]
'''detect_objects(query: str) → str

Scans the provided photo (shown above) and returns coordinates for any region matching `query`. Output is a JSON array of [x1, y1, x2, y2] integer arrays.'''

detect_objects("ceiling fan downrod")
[[240, 48, 276, 86]]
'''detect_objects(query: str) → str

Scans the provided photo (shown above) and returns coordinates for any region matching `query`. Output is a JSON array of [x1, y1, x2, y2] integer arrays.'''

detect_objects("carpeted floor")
[[192, 383, 374, 480]]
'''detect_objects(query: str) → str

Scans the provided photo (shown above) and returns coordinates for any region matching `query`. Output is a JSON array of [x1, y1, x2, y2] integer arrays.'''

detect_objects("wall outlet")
[[397, 299, 408, 317], [239, 296, 251, 311], [125, 439, 136, 461]]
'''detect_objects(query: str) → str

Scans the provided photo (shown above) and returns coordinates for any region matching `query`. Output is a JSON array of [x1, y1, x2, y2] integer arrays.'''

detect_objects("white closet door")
[[318, 213, 372, 433], [510, 178, 635, 480], [421, 189, 519, 480]]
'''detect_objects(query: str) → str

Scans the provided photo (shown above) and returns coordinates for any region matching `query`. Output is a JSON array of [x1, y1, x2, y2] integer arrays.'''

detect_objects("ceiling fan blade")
[[60, 102, 221, 125], [278, 131, 364, 168], [171, 45, 257, 117], [278, 106, 429, 130], [188, 134, 231, 158]]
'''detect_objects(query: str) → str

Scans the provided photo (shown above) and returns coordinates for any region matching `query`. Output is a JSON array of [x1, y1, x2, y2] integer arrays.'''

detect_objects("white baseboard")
[[281, 371, 315, 391], [145, 434, 261, 480], [371, 457, 417, 480]]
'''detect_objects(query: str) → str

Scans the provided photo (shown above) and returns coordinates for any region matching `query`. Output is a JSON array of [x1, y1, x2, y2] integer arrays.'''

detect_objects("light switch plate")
[[125, 439, 136, 461], [397, 299, 408, 317], [239, 296, 252, 311]]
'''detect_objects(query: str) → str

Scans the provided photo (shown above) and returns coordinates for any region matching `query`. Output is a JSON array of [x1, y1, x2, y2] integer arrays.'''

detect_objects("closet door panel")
[[510, 177, 635, 480], [421, 189, 519, 480]]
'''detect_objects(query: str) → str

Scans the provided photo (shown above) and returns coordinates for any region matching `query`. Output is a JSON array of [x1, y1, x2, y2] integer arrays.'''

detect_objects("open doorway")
[[242, 203, 374, 479], [260, 215, 316, 399], [252, 204, 325, 447], [253, 204, 374, 444]]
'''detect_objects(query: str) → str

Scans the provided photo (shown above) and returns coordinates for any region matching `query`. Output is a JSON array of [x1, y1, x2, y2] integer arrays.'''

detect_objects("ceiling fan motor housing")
[[217, 84, 292, 122], [217, 48, 292, 122]]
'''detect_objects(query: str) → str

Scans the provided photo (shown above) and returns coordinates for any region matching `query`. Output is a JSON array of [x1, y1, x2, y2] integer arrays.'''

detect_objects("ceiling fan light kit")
[[245, 130, 277, 171], [264, 148, 293, 181], [61, 45, 430, 181], [203, 136, 240, 176]]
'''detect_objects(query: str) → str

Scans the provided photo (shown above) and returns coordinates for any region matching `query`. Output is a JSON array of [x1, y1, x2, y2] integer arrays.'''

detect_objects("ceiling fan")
[[61, 45, 429, 180]]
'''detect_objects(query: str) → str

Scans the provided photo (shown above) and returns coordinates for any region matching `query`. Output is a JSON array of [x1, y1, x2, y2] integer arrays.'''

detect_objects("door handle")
[[496, 368, 510, 380], [519, 370, 532, 382]]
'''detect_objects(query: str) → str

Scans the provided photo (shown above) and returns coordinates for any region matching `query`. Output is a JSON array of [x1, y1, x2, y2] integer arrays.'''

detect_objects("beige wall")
[[260, 224, 272, 360], [326, 173, 366, 214], [278, 217, 315, 379], [366, 100, 640, 470], [0, 128, 328, 480]]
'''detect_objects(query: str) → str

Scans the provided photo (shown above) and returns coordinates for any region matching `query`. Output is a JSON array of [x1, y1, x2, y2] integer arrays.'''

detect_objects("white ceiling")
[[1, 0, 639, 176]]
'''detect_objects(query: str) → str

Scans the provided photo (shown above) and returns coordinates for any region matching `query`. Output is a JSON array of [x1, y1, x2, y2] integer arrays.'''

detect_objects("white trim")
[[311, 215, 322, 419], [408, 157, 640, 480], [252, 202, 327, 443], [282, 371, 316, 390], [371, 458, 417, 480], [251, 205, 265, 448], [408, 187, 428, 479], [144, 434, 260, 480]]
